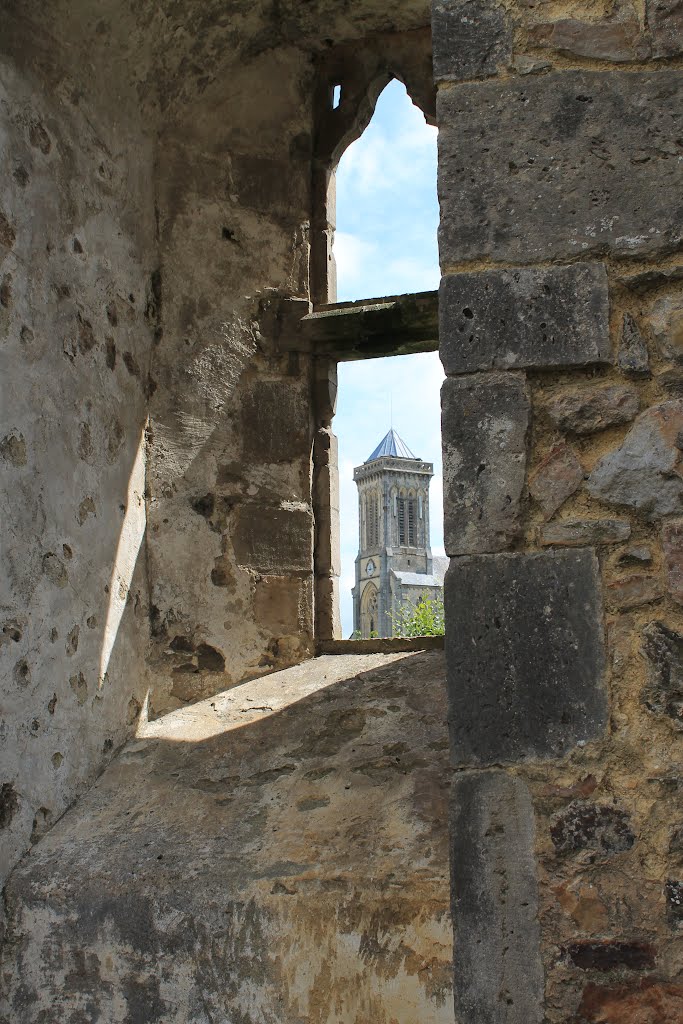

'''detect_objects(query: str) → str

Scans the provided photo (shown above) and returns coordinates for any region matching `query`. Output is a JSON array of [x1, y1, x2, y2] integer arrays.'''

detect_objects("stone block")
[[253, 576, 302, 632], [617, 314, 650, 378], [241, 380, 310, 463], [545, 383, 639, 436], [437, 72, 683, 264], [576, 980, 683, 1023], [647, 0, 683, 56], [441, 373, 530, 555], [663, 520, 683, 604], [529, 444, 584, 520], [642, 621, 683, 729], [541, 518, 631, 547], [439, 265, 610, 374], [617, 545, 652, 566], [450, 771, 543, 1024], [606, 573, 662, 610], [650, 293, 683, 363], [314, 500, 342, 577], [315, 575, 341, 641], [550, 799, 635, 857], [432, 0, 511, 82], [565, 941, 656, 971], [313, 427, 338, 467], [587, 401, 683, 520], [657, 367, 683, 395], [313, 362, 338, 424], [527, 18, 649, 62], [445, 549, 607, 764], [314, 460, 340, 515], [232, 504, 313, 573]]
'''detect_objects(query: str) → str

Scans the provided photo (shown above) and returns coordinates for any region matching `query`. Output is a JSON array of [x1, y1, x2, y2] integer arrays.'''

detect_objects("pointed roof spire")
[[366, 428, 417, 463]]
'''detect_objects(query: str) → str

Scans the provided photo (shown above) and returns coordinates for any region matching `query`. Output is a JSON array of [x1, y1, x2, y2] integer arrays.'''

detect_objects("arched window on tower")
[[396, 494, 417, 547], [365, 492, 378, 549]]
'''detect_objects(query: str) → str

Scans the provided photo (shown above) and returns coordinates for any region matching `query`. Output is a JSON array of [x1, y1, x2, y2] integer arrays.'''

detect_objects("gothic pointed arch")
[[360, 582, 379, 639]]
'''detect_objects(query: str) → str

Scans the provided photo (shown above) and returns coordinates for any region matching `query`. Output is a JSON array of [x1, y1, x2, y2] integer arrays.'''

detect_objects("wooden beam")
[[297, 289, 439, 361]]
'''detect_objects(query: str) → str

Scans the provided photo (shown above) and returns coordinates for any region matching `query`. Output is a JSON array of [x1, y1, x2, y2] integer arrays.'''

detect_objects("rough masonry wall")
[[144, 46, 317, 714], [0, 31, 157, 886], [435, 1, 683, 1020], [144, 0, 434, 714]]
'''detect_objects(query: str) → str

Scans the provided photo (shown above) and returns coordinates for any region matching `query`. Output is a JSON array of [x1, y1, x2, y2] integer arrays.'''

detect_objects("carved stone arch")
[[311, 28, 436, 304], [314, 29, 436, 167]]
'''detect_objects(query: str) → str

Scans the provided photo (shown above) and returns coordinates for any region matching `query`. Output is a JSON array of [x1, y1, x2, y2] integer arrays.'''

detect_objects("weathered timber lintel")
[[286, 290, 439, 361]]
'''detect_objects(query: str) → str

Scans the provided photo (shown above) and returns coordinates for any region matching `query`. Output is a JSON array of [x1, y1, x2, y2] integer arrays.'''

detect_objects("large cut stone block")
[[233, 504, 313, 573], [242, 380, 310, 463], [441, 373, 530, 554], [647, 0, 683, 56], [451, 771, 543, 1024], [432, 0, 511, 81], [440, 264, 610, 373], [438, 72, 683, 264], [527, 17, 649, 62], [445, 549, 607, 764]]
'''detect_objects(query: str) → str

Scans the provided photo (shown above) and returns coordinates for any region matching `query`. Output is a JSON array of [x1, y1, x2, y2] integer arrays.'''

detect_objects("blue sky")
[[332, 80, 444, 636]]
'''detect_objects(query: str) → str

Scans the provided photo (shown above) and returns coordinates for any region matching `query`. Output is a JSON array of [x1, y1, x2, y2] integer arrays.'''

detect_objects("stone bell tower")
[[352, 429, 437, 638]]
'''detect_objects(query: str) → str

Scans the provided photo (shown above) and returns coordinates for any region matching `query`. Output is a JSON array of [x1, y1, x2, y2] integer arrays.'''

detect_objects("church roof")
[[392, 571, 443, 588], [366, 428, 417, 463]]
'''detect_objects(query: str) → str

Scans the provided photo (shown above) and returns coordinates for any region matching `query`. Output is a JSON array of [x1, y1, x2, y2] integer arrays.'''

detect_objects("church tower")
[[352, 429, 437, 638]]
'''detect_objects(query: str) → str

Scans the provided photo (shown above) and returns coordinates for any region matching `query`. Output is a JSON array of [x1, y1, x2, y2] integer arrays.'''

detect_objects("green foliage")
[[392, 591, 445, 638]]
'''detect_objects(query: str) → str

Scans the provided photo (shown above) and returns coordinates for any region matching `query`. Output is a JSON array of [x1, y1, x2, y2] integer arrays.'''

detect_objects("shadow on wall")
[[2, 651, 455, 1024], [1, 421, 152, 887], [0, 54, 156, 887]]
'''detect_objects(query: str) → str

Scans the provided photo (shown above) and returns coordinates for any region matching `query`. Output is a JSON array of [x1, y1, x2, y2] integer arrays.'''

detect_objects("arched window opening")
[[316, 79, 446, 639], [331, 79, 439, 303], [364, 491, 380, 550]]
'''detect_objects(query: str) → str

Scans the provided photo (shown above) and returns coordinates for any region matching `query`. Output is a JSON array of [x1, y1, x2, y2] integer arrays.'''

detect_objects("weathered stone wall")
[[7, 0, 682, 1020], [2, 652, 454, 1024], [144, 48, 318, 713], [142, 2, 437, 714], [435, 2, 683, 1020], [0, 0, 436, 898], [0, 25, 156, 886]]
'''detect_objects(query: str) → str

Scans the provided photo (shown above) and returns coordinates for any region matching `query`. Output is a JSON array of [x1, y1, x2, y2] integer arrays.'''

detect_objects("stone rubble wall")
[[139, 2, 437, 714], [144, 50, 319, 713], [0, 32, 157, 887], [435, 1, 683, 1020]]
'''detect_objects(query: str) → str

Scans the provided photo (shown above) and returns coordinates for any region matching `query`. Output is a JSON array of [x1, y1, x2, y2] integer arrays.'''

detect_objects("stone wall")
[[0, 0, 435, 901], [144, 46, 318, 714], [4, 0, 682, 1020], [0, 27, 156, 886], [435, 2, 683, 1020]]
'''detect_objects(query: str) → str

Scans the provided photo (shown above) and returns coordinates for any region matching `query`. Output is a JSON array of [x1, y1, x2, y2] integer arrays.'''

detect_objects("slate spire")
[[366, 428, 417, 463]]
